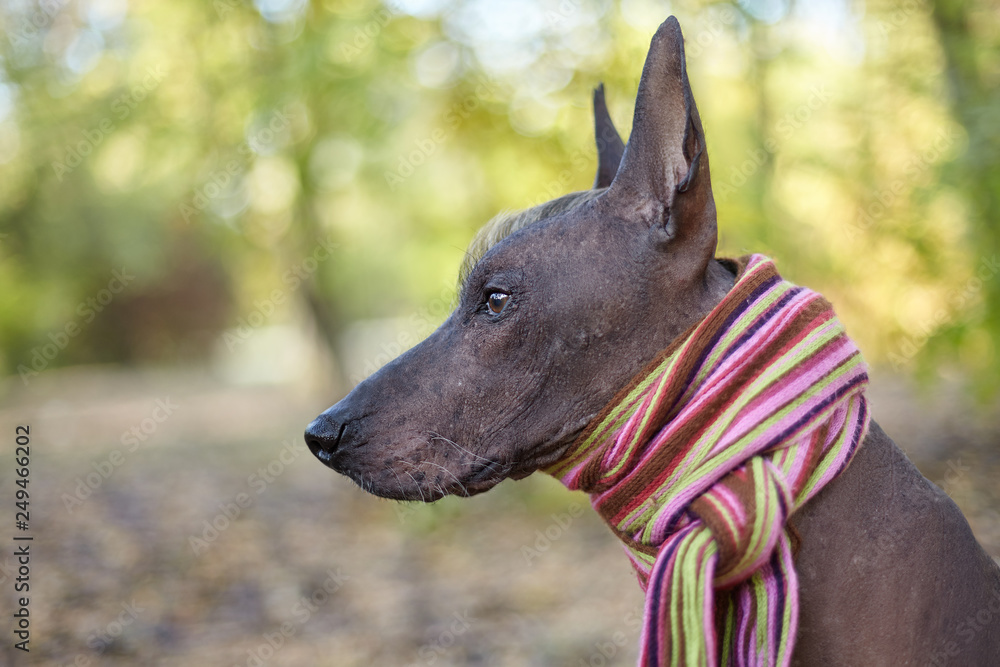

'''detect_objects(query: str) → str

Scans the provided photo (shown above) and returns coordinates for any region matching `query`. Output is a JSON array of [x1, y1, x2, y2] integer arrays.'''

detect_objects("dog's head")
[[305, 17, 734, 500]]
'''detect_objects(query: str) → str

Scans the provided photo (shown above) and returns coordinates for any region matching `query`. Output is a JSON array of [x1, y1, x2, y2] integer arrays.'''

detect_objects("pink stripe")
[[674, 291, 820, 419], [715, 340, 856, 453], [711, 484, 747, 527], [547, 255, 869, 667]]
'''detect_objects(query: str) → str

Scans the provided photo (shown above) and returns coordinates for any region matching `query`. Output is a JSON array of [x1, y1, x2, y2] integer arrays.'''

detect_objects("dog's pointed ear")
[[605, 16, 716, 266], [593, 83, 625, 189]]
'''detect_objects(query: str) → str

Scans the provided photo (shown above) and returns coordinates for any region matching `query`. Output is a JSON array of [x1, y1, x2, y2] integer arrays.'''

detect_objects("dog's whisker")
[[429, 432, 496, 464], [424, 461, 470, 497], [386, 465, 408, 500], [402, 468, 426, 502]]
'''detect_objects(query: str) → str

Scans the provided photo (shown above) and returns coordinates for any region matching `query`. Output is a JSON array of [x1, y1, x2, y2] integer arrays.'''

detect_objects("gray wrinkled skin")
[[307, 16, 1000, 664]]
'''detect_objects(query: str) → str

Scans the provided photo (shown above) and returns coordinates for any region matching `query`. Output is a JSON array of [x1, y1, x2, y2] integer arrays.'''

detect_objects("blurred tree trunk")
[[294, 174, 349, 391], [929, 0, 1000, 386]]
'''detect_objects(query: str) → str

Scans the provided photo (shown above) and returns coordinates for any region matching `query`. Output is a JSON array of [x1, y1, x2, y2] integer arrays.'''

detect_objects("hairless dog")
[[307, 16, 1000, 666]]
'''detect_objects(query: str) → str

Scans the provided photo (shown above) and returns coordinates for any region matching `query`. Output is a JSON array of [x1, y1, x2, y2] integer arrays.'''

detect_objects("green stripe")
[[693, 280, 790, 389], [541, 256, 869, 667]]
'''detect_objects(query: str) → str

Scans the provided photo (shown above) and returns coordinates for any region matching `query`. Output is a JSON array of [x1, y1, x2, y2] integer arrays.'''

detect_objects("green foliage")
[[1, 0, 997, 393]]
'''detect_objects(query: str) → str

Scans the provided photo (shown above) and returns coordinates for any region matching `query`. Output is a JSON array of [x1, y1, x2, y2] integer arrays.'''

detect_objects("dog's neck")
[[544, 254, 870, 666]]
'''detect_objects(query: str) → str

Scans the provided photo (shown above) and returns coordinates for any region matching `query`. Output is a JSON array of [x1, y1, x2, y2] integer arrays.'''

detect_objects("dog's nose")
[[305, 414, 347, 466]]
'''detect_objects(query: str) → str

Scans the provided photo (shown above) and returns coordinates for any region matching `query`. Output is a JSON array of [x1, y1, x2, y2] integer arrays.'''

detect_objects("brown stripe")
[[597, 296, 831, 523], [691, 473, 758, 581], [798, 421, 830, 492], [576, 256, 769, 494], [634, 260, 780, 443]]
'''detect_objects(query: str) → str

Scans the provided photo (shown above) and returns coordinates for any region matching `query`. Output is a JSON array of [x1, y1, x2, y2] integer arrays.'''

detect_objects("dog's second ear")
[[593, 84, 625, 189], [605, 16, 716, 269]]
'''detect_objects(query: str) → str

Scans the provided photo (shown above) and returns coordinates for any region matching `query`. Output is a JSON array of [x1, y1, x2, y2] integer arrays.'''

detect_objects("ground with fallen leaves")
[[1, 367, 997, 666]]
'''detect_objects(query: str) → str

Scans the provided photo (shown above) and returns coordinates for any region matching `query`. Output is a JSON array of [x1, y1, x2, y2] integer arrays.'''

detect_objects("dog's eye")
[[487, 292, 509, 314]]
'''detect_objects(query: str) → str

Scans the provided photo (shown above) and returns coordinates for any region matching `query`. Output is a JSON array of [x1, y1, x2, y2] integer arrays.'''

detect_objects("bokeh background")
[[1, 0, 998, 664]]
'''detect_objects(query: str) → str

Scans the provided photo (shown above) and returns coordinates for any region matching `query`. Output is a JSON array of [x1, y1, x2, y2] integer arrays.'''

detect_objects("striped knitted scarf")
[[546, 254, 870, 667]]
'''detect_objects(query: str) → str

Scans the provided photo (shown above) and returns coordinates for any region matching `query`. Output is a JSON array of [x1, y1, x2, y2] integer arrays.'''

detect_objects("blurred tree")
[[0, 0, 997, 396], [929, 0, 1000, 396]]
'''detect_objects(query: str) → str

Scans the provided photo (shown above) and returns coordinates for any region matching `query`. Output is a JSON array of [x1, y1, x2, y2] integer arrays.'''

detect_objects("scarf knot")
[[545, 255, 870, 667]]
